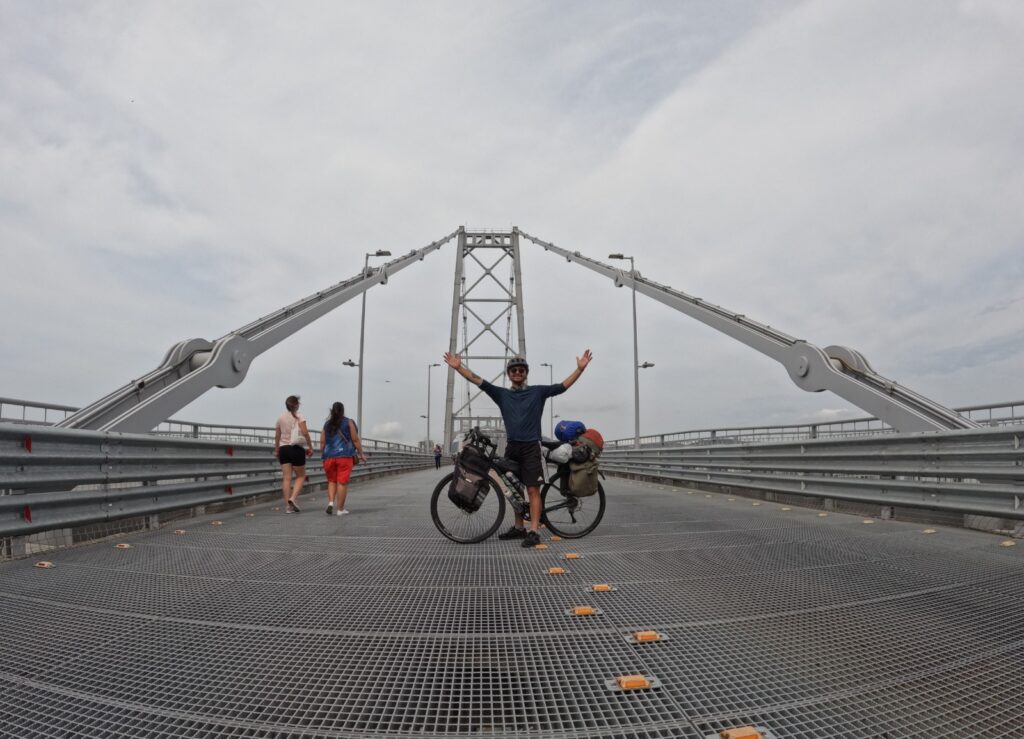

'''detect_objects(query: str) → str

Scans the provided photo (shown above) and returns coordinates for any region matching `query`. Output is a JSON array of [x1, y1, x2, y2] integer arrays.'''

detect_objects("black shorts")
[[504, 440, 545, 488], [278, 444, 307, 466]]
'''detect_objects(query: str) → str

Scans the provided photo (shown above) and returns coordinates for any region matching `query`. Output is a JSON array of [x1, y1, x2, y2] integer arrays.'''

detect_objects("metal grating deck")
[[1, 470, 1022, 738]]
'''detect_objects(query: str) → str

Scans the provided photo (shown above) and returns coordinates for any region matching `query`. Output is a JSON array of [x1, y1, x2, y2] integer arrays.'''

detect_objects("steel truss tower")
[[442, 229, 527, 453]]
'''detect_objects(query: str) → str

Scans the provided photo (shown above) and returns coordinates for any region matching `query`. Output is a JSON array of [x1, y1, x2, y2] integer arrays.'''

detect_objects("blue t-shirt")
[[479, 381, 566, 442], [322, 418, 357, 458]]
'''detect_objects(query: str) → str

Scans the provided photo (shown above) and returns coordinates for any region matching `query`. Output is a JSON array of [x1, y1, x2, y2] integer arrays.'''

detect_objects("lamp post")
[[342, 359, 359, 418], [356, 249, 392, 432], [426, 362, 440, 447], [539, 362, 554, 436], [610, 253, 643, 448], [638, 360, 655, 442]]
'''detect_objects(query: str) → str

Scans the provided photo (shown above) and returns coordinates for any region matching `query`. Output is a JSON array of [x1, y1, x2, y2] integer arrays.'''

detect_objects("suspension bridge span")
[[1, 228, 1022, 738]]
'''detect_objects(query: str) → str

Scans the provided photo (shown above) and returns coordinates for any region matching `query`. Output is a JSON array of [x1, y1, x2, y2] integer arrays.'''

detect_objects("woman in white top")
[[274, 395, 313, 512]]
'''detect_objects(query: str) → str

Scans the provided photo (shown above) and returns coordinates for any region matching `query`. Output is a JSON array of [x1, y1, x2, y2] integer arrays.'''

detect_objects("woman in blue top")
[[320, 402, 367, 516]]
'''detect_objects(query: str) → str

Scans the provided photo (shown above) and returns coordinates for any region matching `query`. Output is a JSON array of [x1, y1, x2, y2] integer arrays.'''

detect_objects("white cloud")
[[369, 421, 404, 441], [2, 1, 1022, 443]]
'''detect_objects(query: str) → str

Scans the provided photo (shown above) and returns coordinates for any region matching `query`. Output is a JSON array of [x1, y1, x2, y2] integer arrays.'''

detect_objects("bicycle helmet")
[[506, 356, 529, 372]]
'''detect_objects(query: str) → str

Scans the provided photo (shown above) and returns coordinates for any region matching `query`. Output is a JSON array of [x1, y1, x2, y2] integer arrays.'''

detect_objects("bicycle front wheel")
[[540, 480, 605, 538], [430, 472, 506, 544]]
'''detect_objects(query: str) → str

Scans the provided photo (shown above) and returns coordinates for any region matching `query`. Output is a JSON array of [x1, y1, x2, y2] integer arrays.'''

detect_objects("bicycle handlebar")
[[464, 427, 496, 450]]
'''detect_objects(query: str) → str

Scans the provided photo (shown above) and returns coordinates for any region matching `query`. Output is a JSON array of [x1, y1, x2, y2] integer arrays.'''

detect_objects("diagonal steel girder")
[[518, 228, 978, 433], [60, 230, 459, 433]]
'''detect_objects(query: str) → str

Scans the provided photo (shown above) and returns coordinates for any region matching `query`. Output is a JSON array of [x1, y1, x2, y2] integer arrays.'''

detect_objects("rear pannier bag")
[[448, 445, 492, 512], [567, 434, 602, 497], [568, 457, 600, 497]]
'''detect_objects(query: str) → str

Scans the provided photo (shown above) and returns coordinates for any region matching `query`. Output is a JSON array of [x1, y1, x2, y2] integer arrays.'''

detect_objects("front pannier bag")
[[448, 445, 492, 512]]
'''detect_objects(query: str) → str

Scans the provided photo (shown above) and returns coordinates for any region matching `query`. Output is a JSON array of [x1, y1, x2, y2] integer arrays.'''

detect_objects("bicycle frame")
[[462, 427, 570, 523]]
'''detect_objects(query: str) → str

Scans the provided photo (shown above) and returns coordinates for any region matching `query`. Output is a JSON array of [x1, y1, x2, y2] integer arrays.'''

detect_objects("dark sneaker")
[[521, 530, 541, 548], [325, 504, 333, 515], [497, 526, 526, 540]]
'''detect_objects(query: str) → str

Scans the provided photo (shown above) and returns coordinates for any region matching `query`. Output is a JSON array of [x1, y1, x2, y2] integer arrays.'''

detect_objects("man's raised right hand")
[[443, 352, 461, 370]]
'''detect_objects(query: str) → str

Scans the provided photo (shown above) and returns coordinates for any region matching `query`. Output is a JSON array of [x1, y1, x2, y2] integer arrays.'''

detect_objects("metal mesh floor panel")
[[2, 469, 1021, 737]]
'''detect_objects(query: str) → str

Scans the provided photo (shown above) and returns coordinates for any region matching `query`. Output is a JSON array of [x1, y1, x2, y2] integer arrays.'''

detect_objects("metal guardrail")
[[602, 425, 1024, 522], [605, 399, 1024, 449], [0, 422, 432, 550]]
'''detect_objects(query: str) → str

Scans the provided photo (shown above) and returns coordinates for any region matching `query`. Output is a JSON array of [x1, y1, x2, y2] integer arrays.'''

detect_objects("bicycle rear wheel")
[[430, 472, 506, 544], [540, 480, 605, 538]]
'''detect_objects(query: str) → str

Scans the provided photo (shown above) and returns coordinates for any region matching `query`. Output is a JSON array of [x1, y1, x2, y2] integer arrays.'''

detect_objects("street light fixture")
[[639, 361, 655, 369], [610, 253, 643, 448], [426, 362, 441, 447], [356, 250, 392, 432], [539, 362, 554, 436]]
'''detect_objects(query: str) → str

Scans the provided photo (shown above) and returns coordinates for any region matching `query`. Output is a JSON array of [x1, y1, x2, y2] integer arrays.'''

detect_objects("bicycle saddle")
[[491, 456, 520, 477]]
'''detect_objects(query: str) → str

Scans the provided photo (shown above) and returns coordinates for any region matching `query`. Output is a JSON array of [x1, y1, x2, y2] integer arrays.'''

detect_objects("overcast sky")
[[2, 0, 1022, 444]]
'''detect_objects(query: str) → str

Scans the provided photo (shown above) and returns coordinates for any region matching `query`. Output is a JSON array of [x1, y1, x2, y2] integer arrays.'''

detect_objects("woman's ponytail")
[[326, 402, 345, 434]]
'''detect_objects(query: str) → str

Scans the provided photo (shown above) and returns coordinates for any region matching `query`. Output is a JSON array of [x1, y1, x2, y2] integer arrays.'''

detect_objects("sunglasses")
[[508, 367, 527, 374]]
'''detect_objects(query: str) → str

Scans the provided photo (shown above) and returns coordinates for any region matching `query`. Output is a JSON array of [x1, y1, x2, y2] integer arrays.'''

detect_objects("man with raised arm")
[[442, 350, 594, 547]]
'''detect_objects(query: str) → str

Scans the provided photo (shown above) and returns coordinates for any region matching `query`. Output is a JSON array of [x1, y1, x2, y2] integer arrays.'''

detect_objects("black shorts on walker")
[[504, 440, 545, 487], [278, 445, 306, 466]]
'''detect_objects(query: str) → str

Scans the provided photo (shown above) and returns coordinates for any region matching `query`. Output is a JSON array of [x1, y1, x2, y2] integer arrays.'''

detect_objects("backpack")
[[555, 420, 586, 443], [323, 418, 357, 459], [568, 428, 603, 497], [447, 445, 492, 512]]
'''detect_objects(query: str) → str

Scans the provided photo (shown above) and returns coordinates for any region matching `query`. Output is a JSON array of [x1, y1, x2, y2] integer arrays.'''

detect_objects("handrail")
[[605, 399, 1024, 448], [0, 396, 424, 452], [6, 394, 1020, 450]]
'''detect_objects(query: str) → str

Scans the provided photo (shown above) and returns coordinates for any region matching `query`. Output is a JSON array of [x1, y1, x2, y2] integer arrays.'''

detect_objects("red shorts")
[[324, 457, 355, 484]]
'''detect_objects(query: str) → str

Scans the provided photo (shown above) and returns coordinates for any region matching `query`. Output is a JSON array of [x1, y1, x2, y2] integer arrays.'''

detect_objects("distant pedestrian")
[[321, 401, 367, 516], [433, 444, 443, 469], [274, 395, 313, 513]]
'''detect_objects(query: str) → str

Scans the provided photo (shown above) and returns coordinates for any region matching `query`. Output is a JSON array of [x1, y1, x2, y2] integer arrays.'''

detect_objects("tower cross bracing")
[[442, 229, 526, 453]]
